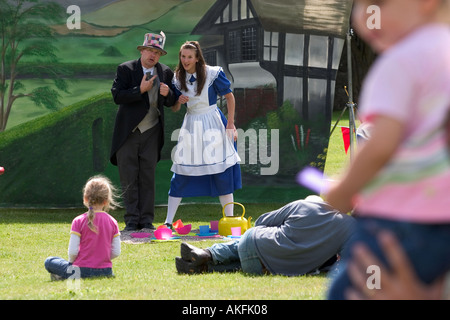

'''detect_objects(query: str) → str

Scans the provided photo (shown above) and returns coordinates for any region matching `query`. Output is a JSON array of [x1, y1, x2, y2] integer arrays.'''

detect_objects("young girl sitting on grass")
[[45, 175, 121, 280]]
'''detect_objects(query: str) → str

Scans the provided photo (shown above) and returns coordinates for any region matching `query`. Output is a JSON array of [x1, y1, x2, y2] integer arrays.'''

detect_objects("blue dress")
[[169, 66, 242, 197]]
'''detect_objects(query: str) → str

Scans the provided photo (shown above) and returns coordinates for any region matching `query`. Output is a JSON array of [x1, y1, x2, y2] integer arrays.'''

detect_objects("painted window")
[[228, 26, 257, 63], [263, 31, 279, 62]]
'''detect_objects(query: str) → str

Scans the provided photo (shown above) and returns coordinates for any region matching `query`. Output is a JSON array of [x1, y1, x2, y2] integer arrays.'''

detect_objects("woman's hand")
[[226, 122, 238, 142], [178, 95, 189, 104], [171, 95, 189, 112]]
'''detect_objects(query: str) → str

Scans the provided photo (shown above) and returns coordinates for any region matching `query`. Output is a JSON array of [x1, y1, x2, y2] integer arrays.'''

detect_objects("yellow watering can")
[[218, 202, 252, 236]]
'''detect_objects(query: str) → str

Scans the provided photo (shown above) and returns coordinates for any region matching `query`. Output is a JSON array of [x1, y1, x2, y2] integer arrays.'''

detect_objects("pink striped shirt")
[[357, 24, 450, 223]]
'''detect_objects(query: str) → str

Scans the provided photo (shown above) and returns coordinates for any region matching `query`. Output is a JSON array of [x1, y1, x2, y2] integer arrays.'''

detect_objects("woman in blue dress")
[[164, 41, 242, 227]]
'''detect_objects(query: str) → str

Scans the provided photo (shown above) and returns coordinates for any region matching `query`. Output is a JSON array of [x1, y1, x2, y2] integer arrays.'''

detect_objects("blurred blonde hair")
[[83, 175, 119, 233]]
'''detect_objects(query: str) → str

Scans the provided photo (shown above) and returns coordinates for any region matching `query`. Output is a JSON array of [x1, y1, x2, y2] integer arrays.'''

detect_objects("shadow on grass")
[[0, 202, 285, 225], [0, 207, 84, 224]]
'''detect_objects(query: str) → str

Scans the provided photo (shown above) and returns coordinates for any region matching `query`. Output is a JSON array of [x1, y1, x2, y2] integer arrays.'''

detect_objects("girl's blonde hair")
[[83, 175, 119, 233]]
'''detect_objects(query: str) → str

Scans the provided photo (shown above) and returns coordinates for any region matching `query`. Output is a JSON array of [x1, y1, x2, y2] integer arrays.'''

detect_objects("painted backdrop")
[[0, 0, 353, 207]]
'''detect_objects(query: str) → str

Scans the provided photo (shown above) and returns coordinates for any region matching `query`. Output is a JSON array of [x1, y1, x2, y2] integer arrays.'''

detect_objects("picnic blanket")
[[120, 228, 234, 244]]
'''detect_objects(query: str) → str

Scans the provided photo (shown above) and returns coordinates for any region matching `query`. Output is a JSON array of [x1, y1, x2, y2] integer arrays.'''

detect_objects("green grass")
[[0, 205, 328, 300], [324, 111, 357, 180], [0, 111, 351, 300]]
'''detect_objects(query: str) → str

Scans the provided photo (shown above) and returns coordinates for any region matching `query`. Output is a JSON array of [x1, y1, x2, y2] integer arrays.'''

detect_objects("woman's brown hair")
[[175, 41, 207, 96]]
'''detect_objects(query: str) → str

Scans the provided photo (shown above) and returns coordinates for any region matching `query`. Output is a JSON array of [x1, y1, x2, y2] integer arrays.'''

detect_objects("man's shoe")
[[175, 257, 208, 274], [180, 242, 211, 266], [140, 223, 156, 231], [50, 273, 64, 281], [123, 224, 138, 231]]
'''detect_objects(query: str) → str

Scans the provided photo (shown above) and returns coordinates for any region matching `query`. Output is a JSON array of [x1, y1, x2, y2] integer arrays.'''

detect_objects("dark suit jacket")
[[110, 58, 176, 165]]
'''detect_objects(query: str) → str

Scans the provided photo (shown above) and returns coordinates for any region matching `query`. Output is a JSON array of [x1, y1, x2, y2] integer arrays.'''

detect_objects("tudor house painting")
[[192, 0, 353, 184]]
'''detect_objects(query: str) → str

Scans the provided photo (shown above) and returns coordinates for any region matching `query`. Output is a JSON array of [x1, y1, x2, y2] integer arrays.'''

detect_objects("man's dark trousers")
[[116, 122, 162, 227]]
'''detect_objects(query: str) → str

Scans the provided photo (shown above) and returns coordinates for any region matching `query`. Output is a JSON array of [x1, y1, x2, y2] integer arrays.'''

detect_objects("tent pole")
[[346, 29, 357, 160]]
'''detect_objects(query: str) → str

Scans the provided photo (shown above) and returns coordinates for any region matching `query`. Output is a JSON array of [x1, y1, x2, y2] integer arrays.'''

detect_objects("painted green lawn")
[[6, 79, 113, 130]]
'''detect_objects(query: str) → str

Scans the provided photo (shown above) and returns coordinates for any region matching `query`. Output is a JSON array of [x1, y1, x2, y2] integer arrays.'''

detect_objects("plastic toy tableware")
[[218, 202, 251, 236], [154, 227, 173, 240], [210, 220, 219, 232], [198, 225, 210, 235], [231, 227, 241, 237], [175, 224, 192, 235], [172, 219, 184, 229]]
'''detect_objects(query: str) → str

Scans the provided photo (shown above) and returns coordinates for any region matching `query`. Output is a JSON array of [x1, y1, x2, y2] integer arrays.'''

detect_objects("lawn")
[[0, 110, 354, 301], [0, 204, 328, 300]]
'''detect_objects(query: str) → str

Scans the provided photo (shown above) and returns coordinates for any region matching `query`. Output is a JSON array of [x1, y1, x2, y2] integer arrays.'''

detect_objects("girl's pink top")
[[71, 211, 120, 268], [357, 24, 450, 223]]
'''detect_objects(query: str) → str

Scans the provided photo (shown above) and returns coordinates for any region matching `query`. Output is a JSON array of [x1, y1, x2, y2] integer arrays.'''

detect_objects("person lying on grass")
[[176, 195, 355, 276]]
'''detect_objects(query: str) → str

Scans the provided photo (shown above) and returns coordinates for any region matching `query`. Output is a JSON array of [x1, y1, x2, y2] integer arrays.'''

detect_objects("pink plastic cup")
[[231, 227, 241, 236], [210, 220, 219, 231], [154, 228, 173, 240]]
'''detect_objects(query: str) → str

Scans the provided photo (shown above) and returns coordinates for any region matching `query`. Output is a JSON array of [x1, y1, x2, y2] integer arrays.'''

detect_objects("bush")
[[0, 93, 119, 207], [100, 46, 123, 57]]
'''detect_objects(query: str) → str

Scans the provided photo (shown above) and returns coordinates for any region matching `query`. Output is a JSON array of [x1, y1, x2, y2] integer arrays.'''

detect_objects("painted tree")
[[0, 0, 68, 131]]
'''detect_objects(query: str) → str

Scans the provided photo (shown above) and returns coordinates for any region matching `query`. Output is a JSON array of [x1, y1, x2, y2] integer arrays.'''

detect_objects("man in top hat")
[[111, 31, 176, 231]]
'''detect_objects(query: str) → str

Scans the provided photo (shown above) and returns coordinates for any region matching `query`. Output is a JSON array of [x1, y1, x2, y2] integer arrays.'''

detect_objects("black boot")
[[175, 257, 208, 274], [180, 242, 211, 266]]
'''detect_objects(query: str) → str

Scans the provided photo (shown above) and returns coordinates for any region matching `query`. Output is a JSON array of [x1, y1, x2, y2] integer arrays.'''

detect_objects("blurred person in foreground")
[[326, 0, 450, 299]]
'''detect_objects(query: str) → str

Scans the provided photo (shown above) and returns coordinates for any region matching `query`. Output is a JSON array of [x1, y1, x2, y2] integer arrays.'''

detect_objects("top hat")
[[137, 31, 167, 56]]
